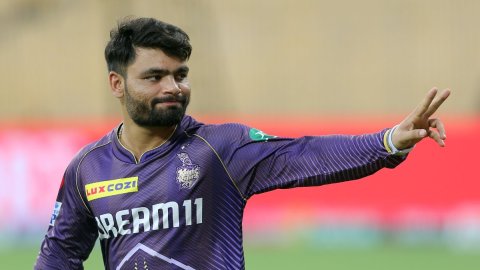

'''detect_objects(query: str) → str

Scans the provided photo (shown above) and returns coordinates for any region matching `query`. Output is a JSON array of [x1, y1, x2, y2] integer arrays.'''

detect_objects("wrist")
[[383, 125, 414, 156]]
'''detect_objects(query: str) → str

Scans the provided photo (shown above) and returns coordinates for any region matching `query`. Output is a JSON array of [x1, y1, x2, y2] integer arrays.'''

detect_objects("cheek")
[[126, 89, 151, 107], [128, 84, 151, 99], [179, 83, 191, 95]]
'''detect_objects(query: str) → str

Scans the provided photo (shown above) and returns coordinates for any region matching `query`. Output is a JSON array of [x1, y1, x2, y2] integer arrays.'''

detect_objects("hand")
[[391, 88, 451, 150]]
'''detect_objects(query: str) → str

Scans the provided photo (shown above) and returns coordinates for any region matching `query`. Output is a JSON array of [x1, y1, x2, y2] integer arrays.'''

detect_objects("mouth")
[[160, 100, 181, 105], [153, 101, 182, 109], [152, 96, 186, 108]]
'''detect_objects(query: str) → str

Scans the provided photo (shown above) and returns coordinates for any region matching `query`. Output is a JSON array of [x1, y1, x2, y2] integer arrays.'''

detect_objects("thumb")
[[393, 128, 428, 149]]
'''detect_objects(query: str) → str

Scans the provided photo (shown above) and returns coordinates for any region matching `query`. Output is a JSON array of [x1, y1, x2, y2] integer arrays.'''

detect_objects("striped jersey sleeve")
[[35, 143, 102, 269], [203, 123, 405, 199]]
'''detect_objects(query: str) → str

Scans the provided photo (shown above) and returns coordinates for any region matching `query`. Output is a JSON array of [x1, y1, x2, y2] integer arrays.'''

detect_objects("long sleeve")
[[203, 124, 405, 199], [35, 163, 98, 269]]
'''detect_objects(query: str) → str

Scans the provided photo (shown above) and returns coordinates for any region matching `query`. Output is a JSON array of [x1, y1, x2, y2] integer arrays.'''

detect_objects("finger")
[[428, 129, 446, 147], [424, 89, 451, 118], [397, 129, 428, 149], [428, 118, 446, 140], [411, 88, 438, 118]]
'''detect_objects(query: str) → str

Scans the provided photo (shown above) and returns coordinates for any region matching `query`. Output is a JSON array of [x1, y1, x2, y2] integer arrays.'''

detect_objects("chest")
[[85, 146, 220, 211], [81, 142, 231, 240]]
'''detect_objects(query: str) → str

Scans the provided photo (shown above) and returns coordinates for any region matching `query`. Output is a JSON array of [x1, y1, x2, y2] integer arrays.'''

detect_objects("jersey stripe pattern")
[[35, 115, 405, 270]]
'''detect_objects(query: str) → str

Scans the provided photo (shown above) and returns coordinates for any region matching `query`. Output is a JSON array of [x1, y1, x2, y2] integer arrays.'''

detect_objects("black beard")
[[124, 86, 188, 127]]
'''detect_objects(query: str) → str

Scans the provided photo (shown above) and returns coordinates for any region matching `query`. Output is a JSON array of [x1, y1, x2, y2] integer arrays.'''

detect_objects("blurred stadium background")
[[1, 0, 479, 269]]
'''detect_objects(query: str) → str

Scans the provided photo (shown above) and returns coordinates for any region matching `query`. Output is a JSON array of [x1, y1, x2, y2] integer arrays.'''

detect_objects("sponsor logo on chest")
[[96, 198, 203, 240], [85, 177, 138, 201]]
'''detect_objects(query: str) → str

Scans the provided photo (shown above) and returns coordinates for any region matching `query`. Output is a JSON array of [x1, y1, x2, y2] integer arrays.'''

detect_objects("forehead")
[[127, 47, 186, 74]]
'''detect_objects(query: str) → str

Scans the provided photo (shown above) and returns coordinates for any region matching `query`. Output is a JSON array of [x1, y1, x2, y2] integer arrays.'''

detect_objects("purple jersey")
[[35, 116, 404, 269]]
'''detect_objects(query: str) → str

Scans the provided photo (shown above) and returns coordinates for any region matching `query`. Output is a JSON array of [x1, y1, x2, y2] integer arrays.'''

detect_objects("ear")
[[108, 71, 125, 98]]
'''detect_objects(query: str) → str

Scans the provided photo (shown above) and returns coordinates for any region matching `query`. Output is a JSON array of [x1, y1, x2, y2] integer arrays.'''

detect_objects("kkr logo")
[[176, 153, 200, 189], [85, 177, 138, 201]]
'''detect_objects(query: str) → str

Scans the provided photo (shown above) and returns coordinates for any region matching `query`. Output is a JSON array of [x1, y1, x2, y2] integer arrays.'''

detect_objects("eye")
[[175, 73, 188, 82], [144, 75, 161, 82]]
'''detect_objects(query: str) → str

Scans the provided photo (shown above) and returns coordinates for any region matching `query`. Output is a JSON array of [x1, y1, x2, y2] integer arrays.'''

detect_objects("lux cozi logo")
[[85, 177, 138, 201]]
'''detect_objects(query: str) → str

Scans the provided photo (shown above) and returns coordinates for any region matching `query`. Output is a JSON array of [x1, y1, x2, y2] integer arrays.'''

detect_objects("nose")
[[162, 75, 182, 95]]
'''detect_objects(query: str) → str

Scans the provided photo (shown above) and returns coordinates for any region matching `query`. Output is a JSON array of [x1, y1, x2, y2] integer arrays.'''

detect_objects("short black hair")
[[105, 17, 192, 76]]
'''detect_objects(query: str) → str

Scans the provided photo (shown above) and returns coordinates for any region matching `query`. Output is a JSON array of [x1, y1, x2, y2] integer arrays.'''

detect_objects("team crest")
[[176, 153, 200, 189]]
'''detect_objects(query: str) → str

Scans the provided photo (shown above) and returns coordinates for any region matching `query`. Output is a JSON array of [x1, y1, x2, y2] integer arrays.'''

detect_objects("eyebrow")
[[140, 66, 189, 77]]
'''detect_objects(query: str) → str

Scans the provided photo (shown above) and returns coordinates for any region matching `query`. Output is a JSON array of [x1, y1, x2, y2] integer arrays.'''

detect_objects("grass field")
[[3, 243, 478, 269]]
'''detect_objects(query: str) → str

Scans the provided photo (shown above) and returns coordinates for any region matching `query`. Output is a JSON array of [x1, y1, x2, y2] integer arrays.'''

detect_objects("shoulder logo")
[[49, 201, 62, 226], [176, 153, 200, 189], [85, 177, 138, 201], [249, 128, 277, 141]]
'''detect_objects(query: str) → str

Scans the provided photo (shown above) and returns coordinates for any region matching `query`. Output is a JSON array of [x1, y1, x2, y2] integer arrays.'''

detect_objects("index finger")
[[423, 89, 451, 117], [411, 87, 438, 118]]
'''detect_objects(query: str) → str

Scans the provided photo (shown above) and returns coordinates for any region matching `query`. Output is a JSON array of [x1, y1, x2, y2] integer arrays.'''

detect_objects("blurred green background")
[[2, 243, 479, 269]]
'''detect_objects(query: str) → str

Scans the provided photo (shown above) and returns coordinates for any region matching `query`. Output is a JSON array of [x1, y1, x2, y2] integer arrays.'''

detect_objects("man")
[[35, 17, 450, 270]]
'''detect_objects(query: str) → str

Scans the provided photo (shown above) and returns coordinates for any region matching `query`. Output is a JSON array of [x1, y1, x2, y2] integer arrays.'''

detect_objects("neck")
[[118, 121, 177, 162]]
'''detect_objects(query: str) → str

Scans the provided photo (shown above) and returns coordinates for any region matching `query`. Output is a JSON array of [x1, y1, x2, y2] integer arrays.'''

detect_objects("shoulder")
[[58, 128, 116, 210], [182, 115, 251, 142], [66, 128, 115, 173]]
